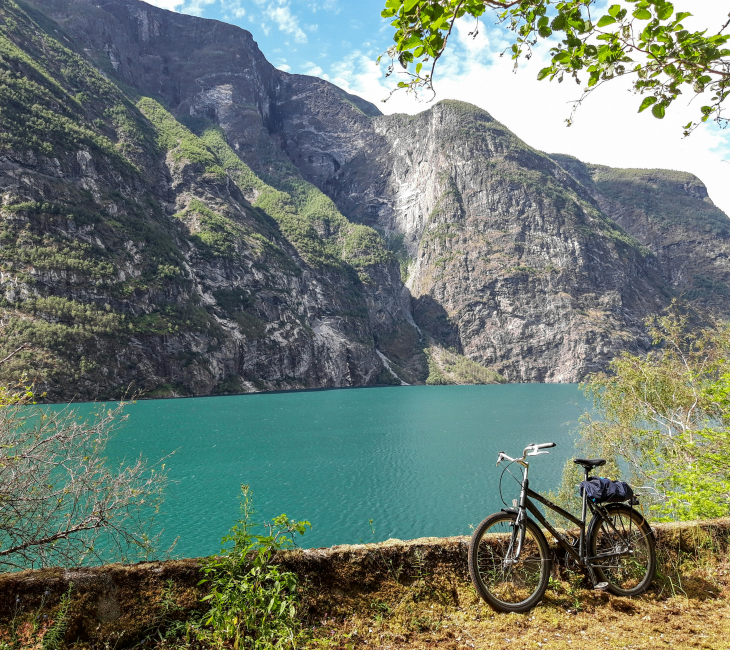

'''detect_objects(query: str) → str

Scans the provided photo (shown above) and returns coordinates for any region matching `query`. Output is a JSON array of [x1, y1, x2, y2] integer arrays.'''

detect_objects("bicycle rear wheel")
[[587, 504, 656, 597], [468, 511, 551, 613]]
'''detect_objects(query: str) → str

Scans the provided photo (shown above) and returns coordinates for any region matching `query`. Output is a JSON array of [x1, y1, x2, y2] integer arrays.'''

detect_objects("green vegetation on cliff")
[[0, 0, 148, 172], [0, 0, 405, 400], [591, 166, 730, 236], [137, 98, 225, 179], [199, 124, 394, 273], [425, 345, 505, 385]]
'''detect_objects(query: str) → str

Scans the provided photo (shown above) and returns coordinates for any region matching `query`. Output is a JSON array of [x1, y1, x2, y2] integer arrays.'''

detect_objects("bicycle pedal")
[[593, 582, 609, 591]]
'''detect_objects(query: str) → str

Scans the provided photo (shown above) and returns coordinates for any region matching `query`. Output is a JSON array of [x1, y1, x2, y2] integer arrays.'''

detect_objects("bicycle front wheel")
[[587, 504, 656, 597], [468, 511, 551, 613]]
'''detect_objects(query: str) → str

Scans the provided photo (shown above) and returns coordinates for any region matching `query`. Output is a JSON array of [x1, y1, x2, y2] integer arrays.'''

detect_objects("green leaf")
[[651, 103, 666, 119], [633, 8, 652, 20], [537, 66, 552, 80], [638, 96, 657, 112], [597, 15, 617, 28], [551, 15, 566, 31], [656, 3, 674, 20], [608, 4, 622, 17], [403, 0, 419, 12]]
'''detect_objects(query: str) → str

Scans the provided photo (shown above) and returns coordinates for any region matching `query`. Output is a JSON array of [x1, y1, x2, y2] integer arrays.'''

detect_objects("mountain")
[[550, 155, 730, 313], [0, 0, 727, 398]]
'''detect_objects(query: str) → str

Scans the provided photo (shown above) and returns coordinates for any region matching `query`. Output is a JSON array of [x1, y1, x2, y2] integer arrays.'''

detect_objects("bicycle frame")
[[499, 444, 638, 573]]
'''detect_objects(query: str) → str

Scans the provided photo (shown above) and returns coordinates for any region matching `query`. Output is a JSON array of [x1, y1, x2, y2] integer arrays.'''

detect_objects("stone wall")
[[1, 519, 729, 645]]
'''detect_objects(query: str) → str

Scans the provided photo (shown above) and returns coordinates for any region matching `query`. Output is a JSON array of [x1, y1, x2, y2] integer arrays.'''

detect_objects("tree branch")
[[0, 343, 29, 366]]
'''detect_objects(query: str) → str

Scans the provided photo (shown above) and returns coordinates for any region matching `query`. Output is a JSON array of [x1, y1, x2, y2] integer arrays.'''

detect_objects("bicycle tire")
[[587, 504, 656, 597], [468, 511, 551, 613]]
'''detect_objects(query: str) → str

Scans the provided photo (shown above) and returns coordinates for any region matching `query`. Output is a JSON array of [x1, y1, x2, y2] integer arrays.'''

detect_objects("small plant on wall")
[[195, 485, 311, 649]]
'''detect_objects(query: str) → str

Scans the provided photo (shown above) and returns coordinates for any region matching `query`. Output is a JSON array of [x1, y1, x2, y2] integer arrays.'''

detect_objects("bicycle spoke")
[[474, 519, 546, 606], [592, 510, 651, 592]]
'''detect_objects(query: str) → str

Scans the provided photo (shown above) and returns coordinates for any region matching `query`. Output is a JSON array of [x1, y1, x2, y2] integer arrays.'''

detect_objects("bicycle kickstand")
[[585, 564, 608, 591]]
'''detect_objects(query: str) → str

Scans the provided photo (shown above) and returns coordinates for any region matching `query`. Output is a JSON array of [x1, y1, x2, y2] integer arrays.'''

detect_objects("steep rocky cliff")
[[2, 0, 728, 395], [0, 0, 419, 399], [551, 154, 730, 315], [315, 102, 677, 381]]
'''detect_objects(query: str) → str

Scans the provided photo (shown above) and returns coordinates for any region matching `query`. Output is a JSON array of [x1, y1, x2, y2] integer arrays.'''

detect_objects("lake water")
[[98, 384, 588, 557]]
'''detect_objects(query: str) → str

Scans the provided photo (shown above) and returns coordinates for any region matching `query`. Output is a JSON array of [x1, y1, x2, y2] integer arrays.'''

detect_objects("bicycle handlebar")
[[496, 442, 556, 466]]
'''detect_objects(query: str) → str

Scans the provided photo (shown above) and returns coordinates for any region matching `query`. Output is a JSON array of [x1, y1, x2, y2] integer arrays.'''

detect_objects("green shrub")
[[136, 97, 224, 177], [174, 199, 247, 259], [196, 486, 310, 649], [557, 310, 730, 521]]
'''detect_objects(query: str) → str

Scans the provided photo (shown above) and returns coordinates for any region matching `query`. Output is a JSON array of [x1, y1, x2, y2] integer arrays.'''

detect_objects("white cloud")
[[269, 2, 308, 43], [309, 0, 339, 15], [302, 61, 329, 79], [140, 0, 185, 10], [221, 0, 246, 19], [181, 0, 215, 16], [142, 0, 214, 15], [330, 12, 730, 217]]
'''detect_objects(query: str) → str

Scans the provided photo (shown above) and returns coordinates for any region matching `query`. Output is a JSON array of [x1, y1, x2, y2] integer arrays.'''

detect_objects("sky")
[[142, 0, 730, 216]]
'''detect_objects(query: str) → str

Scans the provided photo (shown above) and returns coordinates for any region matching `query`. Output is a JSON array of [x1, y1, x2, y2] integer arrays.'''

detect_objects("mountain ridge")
[[0, 0, 727, 397]]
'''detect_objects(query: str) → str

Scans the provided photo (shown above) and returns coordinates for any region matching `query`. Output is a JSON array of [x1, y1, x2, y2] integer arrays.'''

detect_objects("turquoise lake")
[[98, 384, 588, 557]]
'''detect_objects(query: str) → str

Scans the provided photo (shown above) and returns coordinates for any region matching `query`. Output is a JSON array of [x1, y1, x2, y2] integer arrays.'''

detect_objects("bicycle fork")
[[504, 464, 530, 566]]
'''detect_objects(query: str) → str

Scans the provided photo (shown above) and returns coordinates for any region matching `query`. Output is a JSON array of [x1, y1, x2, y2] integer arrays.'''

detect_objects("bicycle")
[[468, 442, 656, 613]]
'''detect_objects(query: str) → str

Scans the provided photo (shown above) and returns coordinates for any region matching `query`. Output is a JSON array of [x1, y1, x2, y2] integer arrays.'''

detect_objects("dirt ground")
[[301, 567, 730, 650]]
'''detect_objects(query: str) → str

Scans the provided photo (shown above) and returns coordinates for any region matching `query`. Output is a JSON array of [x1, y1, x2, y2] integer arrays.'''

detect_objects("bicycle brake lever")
[[527, 450, 548, 456]]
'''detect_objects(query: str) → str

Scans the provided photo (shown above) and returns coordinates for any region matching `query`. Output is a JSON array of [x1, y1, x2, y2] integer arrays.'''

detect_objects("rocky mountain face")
[[315, 103, 676, 382], [1, 0, 728, 398], [551, 155, 730, 314], [0, 0, 418, 399]]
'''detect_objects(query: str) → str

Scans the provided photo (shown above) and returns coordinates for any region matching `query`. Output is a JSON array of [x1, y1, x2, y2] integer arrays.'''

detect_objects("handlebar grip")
[[536, 442, 556, 449]]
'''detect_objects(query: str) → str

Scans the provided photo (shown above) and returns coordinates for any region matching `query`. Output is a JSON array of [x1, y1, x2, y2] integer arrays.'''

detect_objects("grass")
[[296, 581, 730, 649], [296, 522, 730, 650], [4, 521, 730, 649]]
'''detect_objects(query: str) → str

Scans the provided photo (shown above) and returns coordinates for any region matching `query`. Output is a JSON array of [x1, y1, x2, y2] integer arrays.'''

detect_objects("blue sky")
[[146, 0, 395, 77], [144, 0, 730, 216]]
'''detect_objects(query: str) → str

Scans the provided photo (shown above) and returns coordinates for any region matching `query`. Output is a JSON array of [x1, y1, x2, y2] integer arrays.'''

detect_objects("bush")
[[195, 486, 310, 649], [555, 308, 730, 521], [0, 382, 170, 569]]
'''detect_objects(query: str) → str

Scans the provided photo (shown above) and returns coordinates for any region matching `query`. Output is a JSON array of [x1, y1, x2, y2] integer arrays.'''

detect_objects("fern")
[[41, 585, 72, 650]]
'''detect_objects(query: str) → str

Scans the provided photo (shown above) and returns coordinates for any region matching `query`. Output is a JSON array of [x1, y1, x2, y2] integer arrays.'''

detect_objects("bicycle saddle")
[[573, 458, 606, 469]]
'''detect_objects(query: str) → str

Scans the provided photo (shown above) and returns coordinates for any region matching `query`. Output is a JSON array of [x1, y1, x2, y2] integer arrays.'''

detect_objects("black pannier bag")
[[579, 477, 634, 504]]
